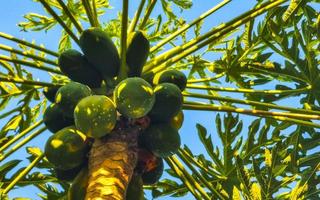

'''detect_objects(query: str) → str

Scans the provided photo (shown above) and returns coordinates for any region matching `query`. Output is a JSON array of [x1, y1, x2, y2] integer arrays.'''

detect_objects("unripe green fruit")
[[68, 167, 88, 200], [43, 104, 74, 133], [149, 83, 183, 122], [44, 126, 89, 170], [55, 82, 92, 118], [80, 28, 120, 79], [153, 69, 187, 91], [140, 123, 180, 157], [58, 49, 102, 88], [74, 95, 117, 138], [43, 86, 60, 103], [170, 110, 184, 130], [126, 174, 144, 200], [114, 77, 155, 118]]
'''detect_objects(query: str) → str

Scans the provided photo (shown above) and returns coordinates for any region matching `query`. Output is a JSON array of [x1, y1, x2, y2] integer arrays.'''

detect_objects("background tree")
[[0, 0, 319, 199]]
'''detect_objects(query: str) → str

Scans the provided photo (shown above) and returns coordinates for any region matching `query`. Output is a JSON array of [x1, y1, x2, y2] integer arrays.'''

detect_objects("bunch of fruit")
[[42, 28, 186, 199]]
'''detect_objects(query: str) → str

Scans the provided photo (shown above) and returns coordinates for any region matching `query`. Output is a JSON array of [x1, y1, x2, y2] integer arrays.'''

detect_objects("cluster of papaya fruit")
[[42, 27, 186, 199]]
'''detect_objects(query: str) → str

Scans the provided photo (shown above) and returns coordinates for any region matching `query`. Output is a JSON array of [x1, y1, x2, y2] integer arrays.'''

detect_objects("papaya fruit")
[[153, 69, 187, 91], [80, 28, 120, 79], [43, 104, 74, 133], [55, 82, 92, 118], [54, 164, 84, 182], [136, 148, 164, 185], [74, 95, 117, 138], [113, 77, 155, 118], [148, 83, 183, 122], [141, 156, 164, 185], [58, 49, 102, 88], [126, 31, 150, 77], [44, 126, 89, 170], [43, 86, 60, 103], [141, 72, 154, 86], [139, 123, 180, 158], [170, 110, 184, 130], [68, 167, 88, 200], [126, 174, 144, 200]]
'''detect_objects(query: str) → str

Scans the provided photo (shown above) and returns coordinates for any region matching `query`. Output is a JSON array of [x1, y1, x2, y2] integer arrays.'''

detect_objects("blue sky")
[[0, 0, 291, 199]]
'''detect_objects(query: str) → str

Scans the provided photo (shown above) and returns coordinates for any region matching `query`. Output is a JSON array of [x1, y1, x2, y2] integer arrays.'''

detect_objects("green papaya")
[[148, 83, 183, 122], [80, 28, 120, 79], [153, 69, 187, 91], [58, 49, 102, 88], [126, 174, 144, 200], [43, 104, 74, 133], [55, 82, 92, 118], [141, 157, 164, 185], [139, 123, 180, 158], [113, 77, 155, 118], [54, 164, 84, 182], [74, 95, 117, 138], [44, 126, 89, 170], [126, 31, 150, 77], [68, 167, 89, 200], [43, 86, 60, 103], [170, 110, 184, 130]]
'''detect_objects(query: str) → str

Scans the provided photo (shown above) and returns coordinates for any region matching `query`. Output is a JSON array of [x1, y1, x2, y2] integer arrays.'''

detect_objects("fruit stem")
[[38, 0, 80, 46], [187, 72, 226, 83], [0, 126, 46, 162], [150, 0, 231, 53], [165, 156, 212, 200], [0, 44, 58, 66], [142, 0, 288, 74], [176, 150, 227, 200], [186, 84, 312, 95], [184, 92, 320, 116], [0, 32, 59, 57], [128, 0, 146, 34], [139, 0, 157, 30], [1, 153, 44, 194], [0, 76, 63, 88], [118, 0, 129, 81], [182, 103, 320, 128], [56, 0, 84, 33], [0, 120, 43, 153], [0, 55, 63, 75]]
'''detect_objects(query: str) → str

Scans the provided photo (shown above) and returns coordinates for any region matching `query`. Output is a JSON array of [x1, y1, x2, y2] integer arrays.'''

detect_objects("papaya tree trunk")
[[85, 125, 140, 200]]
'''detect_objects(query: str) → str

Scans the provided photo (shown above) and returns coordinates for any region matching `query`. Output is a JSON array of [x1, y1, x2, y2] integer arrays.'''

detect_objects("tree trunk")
[[85, 125, 140, 200]]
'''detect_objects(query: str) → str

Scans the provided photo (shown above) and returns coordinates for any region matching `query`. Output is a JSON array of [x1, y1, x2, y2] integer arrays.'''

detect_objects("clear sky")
[[0, 1, 274, 199]]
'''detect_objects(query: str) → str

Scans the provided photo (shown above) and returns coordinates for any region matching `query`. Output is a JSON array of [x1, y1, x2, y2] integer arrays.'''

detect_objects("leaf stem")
[[182, 103, 320, 128], [0, 55, 63, 75], [183, 92, 320, 116], [38, 0, 80, 46], [139, 0, 157, 30], [176, 150, 227, 200], [2, 153, 45, 194], [186, 84, 312, 95], [143, 0, 288, 73], [56, 0, 83, 33], [150, 0, 231, 53], [187, 72, 226, 83], [0, 32, 59, 57], [0, 76, 63, 87], [0, 126, 47, 162], [118, 0, 129, 80], [0, 44, 58, 66], [128, 0, 146, 33], [91, 0, 100, 27], [0, 120, 43, 153], [81, 0, 96, 27]]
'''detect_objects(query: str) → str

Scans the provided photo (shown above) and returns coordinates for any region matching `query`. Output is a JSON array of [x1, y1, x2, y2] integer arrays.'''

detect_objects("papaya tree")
[[0, 0, 319, 199]]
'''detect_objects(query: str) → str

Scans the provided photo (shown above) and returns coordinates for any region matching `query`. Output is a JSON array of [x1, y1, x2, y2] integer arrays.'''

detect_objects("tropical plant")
[[0, 0, 319, 199]]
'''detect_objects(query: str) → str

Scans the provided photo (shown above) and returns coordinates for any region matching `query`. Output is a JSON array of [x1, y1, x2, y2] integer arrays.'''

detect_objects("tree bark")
[[85, 125, 140, 200]]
